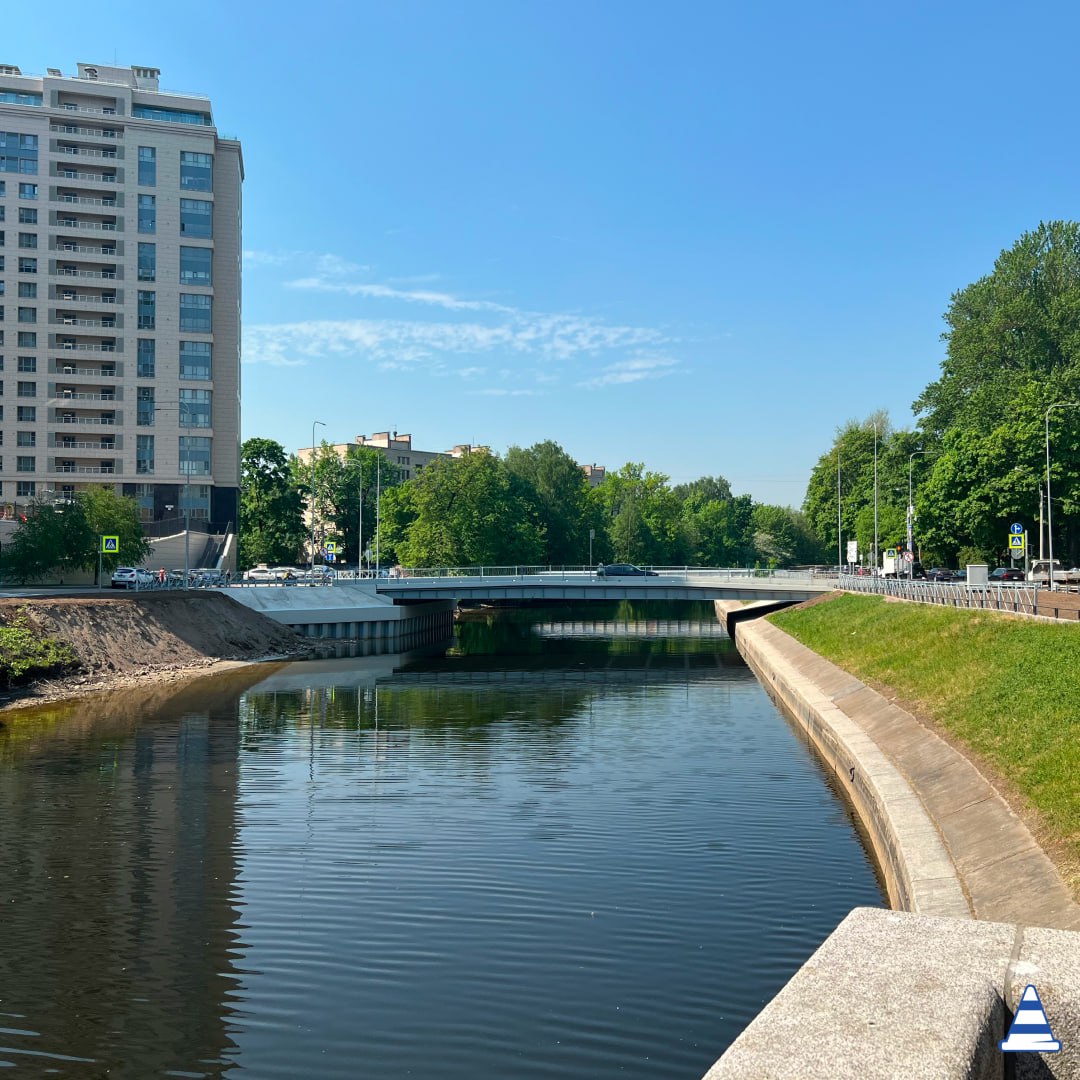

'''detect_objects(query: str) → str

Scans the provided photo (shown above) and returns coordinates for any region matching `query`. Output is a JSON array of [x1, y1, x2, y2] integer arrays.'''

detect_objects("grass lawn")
[[770, 593, 1080, 875]]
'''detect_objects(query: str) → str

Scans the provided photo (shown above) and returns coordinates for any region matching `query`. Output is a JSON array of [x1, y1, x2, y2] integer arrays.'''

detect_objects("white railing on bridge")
[[840, 574, 1042, 615]]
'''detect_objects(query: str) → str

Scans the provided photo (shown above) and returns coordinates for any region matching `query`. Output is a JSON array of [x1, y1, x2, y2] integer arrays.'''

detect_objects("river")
[[0, 601, 882, 1077]]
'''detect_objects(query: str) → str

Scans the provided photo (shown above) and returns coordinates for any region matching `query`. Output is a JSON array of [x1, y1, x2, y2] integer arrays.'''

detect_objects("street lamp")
[[868, 421, 876, 578], [310, 420, 326, 577], [907, 450, 932, 578], [1045, 402, 1080, 591], [837, 449, 842, 572]]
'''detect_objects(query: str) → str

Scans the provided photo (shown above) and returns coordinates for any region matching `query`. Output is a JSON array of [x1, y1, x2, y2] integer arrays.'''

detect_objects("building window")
[[17, 207, 36, 225], [17, 281, 35, 298], [179, 436, 212, 479], [18, 182, 36, 199], [179, 340, 212, 380], [137, 338, 155, 378], [16, 455, 35, 472], [137, 386, 155, 426], [17, 306, 35, 323], [179, 246, 212, 285], [138, 194, 155, 234], [0, 132, 38, 174], [179, 388, 211, 428], [0, 91, 42, 107], [137, 290, 156, 329], [138, 242, 156, 281], [138, 146, 156, 186], [179, 293, 211, 332], [16, 380, 34, 397], [16, 405, 35, 422], [17, 257, 35, 273], [16, 356, 34, 372], [16, 331, 34, 347], [132, 105, 212, 126], [179, 199, 212, 238], [16, 430, 34, 447], [136, 434, 154, 474], [17, 232, 36, 248], [179, 151, 213, 192], [16, 480, 34, 497]]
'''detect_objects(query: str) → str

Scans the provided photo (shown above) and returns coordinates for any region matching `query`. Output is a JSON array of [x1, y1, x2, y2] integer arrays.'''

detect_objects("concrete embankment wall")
[[226, 581, 455, 646], [703, 600, 1080, 1079]]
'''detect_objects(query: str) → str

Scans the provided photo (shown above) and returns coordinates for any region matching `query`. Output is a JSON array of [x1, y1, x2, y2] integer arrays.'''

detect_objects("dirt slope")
[[0, 592, 305, 708]]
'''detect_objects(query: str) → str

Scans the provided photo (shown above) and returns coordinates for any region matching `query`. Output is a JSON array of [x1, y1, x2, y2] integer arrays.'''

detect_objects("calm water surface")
[[0, 602, 883, 1077]]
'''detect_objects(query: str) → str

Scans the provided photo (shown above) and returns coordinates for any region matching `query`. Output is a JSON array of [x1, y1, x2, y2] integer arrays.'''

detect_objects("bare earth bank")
[[0, 592, 308, 712]]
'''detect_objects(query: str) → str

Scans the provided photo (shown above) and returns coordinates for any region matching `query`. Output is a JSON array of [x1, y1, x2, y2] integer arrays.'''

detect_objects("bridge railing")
[[840, 574, 1041, 615], [371, 565, 826, 582]]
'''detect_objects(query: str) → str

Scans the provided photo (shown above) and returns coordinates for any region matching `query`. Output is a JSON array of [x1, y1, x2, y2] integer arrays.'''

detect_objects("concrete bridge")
[[374, 568, 833, 604]]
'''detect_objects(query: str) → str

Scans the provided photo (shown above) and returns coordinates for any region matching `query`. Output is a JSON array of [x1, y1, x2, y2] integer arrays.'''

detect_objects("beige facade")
[[296, 432, 493, 481], [0, 61, 242, 527]]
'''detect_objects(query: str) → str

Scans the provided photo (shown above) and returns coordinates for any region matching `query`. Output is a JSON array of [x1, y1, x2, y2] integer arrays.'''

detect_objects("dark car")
[[989, 567, 1025, 583], [926, 567, 956, 582], [598, 563, 658, 577]]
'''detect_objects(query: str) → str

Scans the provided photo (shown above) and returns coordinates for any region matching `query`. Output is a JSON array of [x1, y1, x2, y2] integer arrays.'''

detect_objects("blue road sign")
[[1010, 523, 1024, 535]]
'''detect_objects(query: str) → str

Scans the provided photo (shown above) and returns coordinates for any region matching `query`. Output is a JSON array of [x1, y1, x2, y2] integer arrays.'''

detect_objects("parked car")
[[110, 566, 155, 589], [953, 568, 967, 582], [989, 567, 1026, 583], [597, 563, 659, 577], [926, 567, 956, 582]]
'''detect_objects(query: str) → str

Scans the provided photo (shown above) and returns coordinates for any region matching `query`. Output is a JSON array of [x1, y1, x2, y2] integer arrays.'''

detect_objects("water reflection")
[[0, 603, 883, 1079], [0, 668, 275, 1076]]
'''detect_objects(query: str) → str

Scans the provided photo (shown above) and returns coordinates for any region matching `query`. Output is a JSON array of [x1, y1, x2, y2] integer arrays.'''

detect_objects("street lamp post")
[[310, 420, 325, 578], [908, 450, 931, 579], [1045, 402, 1080, 591], [873, 420, 879, 576], [837, 450, 842, 572]]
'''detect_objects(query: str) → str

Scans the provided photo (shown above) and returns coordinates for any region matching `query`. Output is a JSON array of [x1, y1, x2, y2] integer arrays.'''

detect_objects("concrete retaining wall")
[[703, 907, 1080, 1079]]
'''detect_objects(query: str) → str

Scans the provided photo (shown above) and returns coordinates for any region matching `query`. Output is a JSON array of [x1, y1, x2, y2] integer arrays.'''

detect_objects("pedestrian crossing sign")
[[101, 535, 119, 553], [1009, 533, 1025, 551], [325, 541, 337, 554]]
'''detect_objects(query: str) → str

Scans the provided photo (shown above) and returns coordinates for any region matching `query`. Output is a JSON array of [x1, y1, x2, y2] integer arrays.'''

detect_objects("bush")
[[0, 616, 78, 688]]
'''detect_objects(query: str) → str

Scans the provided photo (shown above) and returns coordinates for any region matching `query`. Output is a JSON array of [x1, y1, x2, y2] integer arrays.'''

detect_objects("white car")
[[110, 566, 155, 589]]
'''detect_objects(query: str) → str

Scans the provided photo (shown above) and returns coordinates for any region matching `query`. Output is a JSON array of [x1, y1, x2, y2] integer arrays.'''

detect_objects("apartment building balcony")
[[53, 214, 121, 233], [54, 265, 121, 280], [48, 409, 119, 427], [50, 122, 120, 139], [51, 314, 121, 331], [53, 289, 120, 306], [57, 99, 121, 118], [50, 392, 120, 408], [52, 238, 119, 254], [50, 360, 122, 377], [55, 191, 122, 209], [54, 167, 119, 184], [51, 434, 121, 452], [50, 460, 120, 476], [55, 143, 121, 160]]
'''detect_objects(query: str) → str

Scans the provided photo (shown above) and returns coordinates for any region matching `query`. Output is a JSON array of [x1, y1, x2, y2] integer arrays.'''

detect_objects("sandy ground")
[[0, 592, 308, 712]]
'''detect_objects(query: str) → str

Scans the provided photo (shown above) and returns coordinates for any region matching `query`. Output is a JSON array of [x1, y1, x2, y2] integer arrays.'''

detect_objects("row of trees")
[[0, 488, 150, 583], [240, 437, 826, 571], [803, 221, 1080, 568]]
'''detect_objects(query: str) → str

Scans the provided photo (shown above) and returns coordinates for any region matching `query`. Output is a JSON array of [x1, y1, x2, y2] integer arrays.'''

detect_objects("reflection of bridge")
[[377, 569, 830, 604]]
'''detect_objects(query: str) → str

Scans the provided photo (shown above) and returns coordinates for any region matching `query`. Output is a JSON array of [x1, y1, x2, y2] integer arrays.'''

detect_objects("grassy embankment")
[[0, 614, 78, 689], [770, 593, 1080, 877]]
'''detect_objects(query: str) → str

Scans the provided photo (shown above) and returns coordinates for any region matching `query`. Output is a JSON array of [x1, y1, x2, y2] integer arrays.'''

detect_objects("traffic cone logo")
[[1000, 985, 1061, 1054]]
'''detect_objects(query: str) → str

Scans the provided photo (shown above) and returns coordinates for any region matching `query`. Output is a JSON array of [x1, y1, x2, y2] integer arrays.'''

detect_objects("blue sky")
[[8, 3, 1080, 506]]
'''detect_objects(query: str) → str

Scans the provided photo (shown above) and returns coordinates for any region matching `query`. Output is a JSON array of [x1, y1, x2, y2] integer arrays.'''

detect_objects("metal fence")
[[838, 574, 1080, 619]]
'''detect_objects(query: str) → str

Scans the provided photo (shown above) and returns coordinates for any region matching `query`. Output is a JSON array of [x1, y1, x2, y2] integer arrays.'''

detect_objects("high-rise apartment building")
[[0, 61, 241, 529]]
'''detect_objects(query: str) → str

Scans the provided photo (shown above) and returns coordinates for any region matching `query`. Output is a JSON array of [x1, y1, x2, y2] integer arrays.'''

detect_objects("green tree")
[[240, 438, 306, 568], [590, 463, 688, 566], [751, 504, 824, 567], [0, 487, 148, 584], [505, 440, 591, 565], [681, 494, 755, 566], [382, 452, 544, 567]]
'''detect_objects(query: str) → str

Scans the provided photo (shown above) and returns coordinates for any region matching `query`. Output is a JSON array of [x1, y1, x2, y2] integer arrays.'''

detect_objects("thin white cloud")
[[470, 388, 543, 397], [578, 356, 680, 389], [288, 277, 516, 314]]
